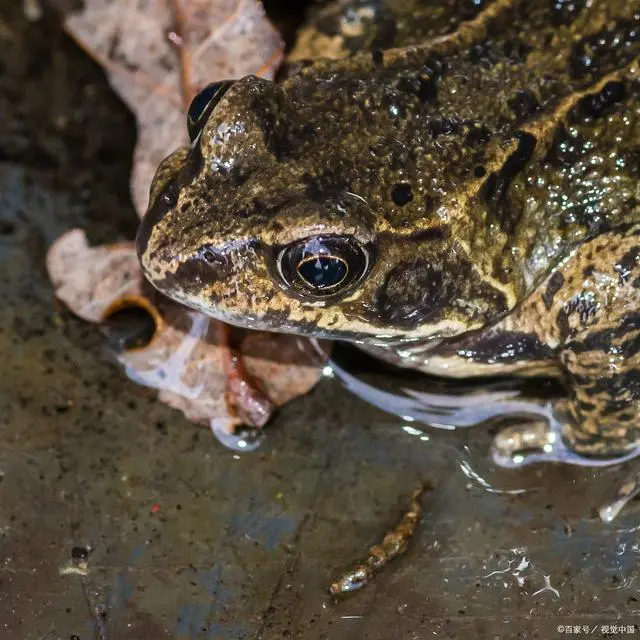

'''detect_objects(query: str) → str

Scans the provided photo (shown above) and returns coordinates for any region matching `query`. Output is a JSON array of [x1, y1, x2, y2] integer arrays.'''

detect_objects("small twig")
[[219, 322, 274, 427], [168, 0, 196, 105], [329, 483, 432, 596]]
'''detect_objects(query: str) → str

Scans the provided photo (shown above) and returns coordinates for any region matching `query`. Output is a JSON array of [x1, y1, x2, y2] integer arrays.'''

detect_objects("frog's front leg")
[[512, 228, 640, 459], [559, 337, 639, 457], [556, 298, 639, 456]]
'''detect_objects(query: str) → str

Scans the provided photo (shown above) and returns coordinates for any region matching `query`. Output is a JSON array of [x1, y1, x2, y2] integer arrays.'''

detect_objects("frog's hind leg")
[[551, 230, 640, 458]]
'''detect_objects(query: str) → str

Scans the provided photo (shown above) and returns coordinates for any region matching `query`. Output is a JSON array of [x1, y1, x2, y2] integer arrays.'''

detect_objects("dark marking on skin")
[[568, 313, 640, 354], [381, 91, 407, 119], [620, 334, 640, 360], [497, 132, 537, 192], [302, 170, 349, 201], [374, 251, 508, 330], [468, 40, 497, 65], [598, 369, 640, 408], [375, 259, 452, 329], [558, 291, 603, 339], [249, 92, 297, 162], [371, 48, 384, 65], [481, 132, 537, 234], [558, 204, 607, 237], [615, 247, 640, 285], [428, 117, 463, 139], [507, 89, 540, 122], [555, 308, 570, 342], [543, 271, 565, 310], [465, 124, 493, 146], [577, 81, 626, 121], [263, 119, 294, 161], [583, 265, 595, 277], [391, 183, 413, 206], [407, 227, 449, 243], [423, 55, 445, 80], [300, 122, 318, 141], [395, 71, 438, 103], [161, 182, 180, 208], [228, 164, 251, 188], [545, 125, 585, 168], [569, 19, 640, 80], [448, 331, 556, 363], [424, 194, 441, 215], [152, 252, 232, 298], [371, 15, 397, 52], [602, 396, 639, 416], [314, 12, 340, 38], [474, 166, 486, 177], [200, 247, 230, 271]]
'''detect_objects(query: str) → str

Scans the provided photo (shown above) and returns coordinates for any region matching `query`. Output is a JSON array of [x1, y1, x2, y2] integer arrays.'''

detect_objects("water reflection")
[[327, 344, 640, 469], [599, 469, 640, 523]]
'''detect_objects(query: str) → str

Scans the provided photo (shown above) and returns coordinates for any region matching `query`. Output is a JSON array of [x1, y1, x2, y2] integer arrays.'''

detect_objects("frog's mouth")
[[160, 279, 462, 350], [168, 295, 378, 343]]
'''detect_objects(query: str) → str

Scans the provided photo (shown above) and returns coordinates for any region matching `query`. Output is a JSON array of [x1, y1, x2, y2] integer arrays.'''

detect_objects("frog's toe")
[[491, 413, 640, 468], [491, 419, 558, 467], [598, 468, 640, 523]]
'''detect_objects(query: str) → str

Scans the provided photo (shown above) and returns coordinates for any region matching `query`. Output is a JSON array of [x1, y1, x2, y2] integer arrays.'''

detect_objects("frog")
[[136, 0, 640, 461]]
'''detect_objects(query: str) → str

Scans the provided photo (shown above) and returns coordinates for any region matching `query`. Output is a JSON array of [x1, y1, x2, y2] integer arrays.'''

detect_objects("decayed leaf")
[[47, 229, 143, 323], [47, 1, 326, 432], [61, 0, 284, 214], [47, 230, 329, 434]]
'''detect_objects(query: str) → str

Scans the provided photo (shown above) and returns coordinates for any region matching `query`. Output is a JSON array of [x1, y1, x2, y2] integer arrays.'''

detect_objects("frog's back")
[[285, 0, 639, 294], [290, 0, 500, 60], [139, 0, 638, 336]]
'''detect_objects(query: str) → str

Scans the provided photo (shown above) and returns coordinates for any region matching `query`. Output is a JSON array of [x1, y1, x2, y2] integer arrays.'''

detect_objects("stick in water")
[[329, 482, 432, 596]]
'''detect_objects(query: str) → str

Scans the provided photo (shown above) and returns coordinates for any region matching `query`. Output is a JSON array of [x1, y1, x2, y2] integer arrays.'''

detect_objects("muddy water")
[[0, 3, 639, 639]]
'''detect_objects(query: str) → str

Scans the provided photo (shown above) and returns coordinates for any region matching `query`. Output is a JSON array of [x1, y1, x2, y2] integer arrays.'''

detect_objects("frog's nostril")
[[198, 247, 231, 280], [201, 248, 225, 265]]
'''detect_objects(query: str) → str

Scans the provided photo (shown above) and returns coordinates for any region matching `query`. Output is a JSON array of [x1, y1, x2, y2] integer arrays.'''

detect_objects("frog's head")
[[137, 73, 511, 342]]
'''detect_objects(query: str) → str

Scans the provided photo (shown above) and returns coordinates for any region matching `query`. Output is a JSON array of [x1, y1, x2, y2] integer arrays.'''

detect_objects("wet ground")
[[1, 3, 639, 639]]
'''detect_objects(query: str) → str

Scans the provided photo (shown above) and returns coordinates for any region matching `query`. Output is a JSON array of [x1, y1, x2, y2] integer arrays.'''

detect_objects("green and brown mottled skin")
[[137, 0, 640, 457]]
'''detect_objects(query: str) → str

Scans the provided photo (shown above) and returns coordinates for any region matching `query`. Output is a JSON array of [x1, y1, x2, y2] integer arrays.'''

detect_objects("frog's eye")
[[187, 81, 235, 142], [277, 236, 371, 298]]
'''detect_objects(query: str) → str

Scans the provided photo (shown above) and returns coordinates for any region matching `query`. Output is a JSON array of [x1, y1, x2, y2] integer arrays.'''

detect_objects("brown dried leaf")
[[61, 0, 284, 214], [47, 230, 329, 433], [46, 229, 142, 322], [47, 1, 321, 433]]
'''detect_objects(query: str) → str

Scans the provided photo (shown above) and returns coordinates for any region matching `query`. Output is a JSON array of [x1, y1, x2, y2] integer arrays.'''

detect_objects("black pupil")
[[297, 256, 348, 290]]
